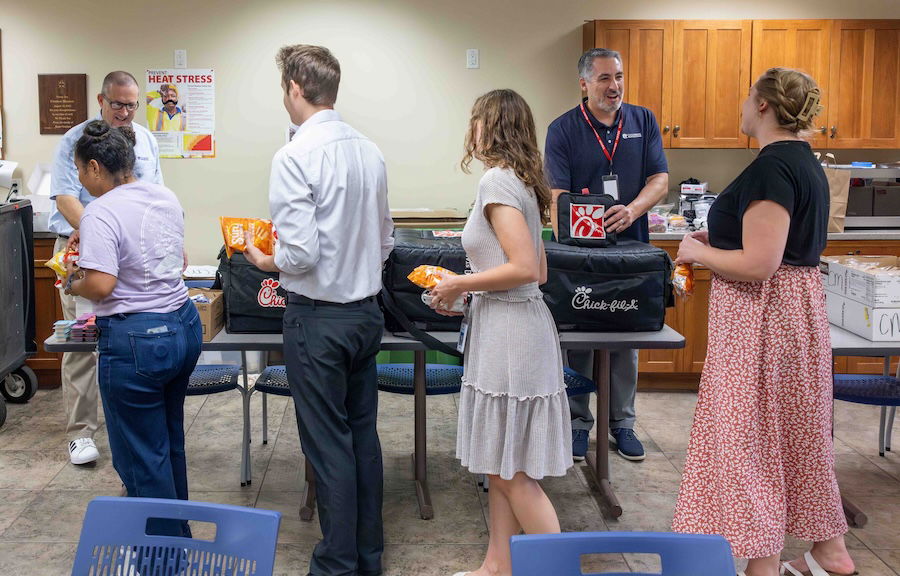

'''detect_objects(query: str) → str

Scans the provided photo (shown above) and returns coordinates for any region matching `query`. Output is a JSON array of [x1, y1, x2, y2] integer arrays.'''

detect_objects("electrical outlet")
[[9, 178, 22, 197], [466, 49, 480, 69], [174, 49, 188, 69]]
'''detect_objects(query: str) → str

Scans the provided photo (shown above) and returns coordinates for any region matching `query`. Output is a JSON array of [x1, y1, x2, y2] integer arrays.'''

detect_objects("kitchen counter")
[[650, 229, 900, 241]]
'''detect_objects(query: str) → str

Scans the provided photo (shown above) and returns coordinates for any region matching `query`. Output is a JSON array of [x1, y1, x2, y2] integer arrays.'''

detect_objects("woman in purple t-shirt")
[[64, 119, 200, 537]]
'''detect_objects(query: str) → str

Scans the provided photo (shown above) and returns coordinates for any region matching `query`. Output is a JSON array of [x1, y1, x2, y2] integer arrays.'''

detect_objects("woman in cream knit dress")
[[429, 89, 571, 576]]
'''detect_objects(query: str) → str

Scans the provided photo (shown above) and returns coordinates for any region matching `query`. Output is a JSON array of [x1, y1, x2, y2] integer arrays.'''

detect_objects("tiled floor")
[[1, 384, 898, 575]]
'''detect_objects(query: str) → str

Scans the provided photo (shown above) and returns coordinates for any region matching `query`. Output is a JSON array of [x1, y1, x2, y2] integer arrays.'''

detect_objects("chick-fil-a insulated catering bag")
[[381, 229, 469, 334], [556, 189, 619, 248], [215, 246, 287, 334], [541, 239, 673, 332]]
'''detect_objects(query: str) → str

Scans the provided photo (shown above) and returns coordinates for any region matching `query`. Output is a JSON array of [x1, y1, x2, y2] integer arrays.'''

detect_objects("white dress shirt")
[[269, 109, 394, 303]]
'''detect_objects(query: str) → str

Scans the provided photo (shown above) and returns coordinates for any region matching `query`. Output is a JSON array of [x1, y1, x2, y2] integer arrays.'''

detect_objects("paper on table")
[[183, 265, 218, 279]]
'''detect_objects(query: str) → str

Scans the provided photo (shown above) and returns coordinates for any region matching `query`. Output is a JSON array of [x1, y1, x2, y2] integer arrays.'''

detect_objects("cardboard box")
[[820, 255, 900, 307], [188, 288, 224, 342], [846, 186, 874, 217], [826, 291, 900, 342]]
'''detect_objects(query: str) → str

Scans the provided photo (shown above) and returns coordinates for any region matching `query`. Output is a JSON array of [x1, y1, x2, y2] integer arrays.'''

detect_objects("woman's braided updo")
[[754, 67, 823, 134]]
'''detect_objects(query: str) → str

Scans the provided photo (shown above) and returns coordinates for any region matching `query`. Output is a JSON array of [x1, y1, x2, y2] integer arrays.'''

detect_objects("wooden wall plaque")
[[39, 74, 87, 135]]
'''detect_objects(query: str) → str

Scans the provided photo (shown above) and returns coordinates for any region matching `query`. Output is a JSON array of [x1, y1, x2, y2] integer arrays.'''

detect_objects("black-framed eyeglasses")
[[103, 97, 139, 111]]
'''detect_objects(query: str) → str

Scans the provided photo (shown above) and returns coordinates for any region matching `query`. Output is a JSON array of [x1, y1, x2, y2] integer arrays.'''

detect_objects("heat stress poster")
[[145, 69, 215, 158]]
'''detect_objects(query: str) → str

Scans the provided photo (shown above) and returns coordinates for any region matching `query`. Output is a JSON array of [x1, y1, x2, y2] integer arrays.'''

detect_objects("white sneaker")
[[69, 438, 99, 465]]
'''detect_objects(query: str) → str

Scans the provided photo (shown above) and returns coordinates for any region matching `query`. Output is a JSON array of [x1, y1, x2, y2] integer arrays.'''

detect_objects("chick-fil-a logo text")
[[571, 286, 638, 312]]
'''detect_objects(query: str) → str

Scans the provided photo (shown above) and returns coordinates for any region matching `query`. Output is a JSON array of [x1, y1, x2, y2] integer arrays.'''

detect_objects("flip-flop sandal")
[[781, 551, 858, 576]]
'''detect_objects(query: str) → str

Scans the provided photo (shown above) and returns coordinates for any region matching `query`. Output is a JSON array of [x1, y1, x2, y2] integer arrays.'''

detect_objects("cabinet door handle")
[[819, 126, 827, 135], [673, 125, 681, 137], [663, 125, 670, 134], [830, 126, 837, 139]]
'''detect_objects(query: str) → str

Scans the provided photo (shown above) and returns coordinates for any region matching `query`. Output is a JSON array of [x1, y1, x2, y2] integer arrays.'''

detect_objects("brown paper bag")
[[817, 152, 851, 232]]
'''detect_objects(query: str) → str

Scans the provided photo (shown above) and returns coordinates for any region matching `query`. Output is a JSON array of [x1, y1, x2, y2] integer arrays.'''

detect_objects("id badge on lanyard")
[[580, 103, 623, 200], [456, 295, 473, 354]]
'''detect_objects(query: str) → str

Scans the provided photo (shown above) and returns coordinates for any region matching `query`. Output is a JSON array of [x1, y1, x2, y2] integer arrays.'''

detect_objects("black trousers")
[[283, 294, 384, 576]]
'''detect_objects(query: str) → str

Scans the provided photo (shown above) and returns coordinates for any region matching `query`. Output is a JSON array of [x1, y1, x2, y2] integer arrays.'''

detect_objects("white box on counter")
[[680, 182, 708, 195], [820, 255, 900, 307], [826, 291, 900, 341]]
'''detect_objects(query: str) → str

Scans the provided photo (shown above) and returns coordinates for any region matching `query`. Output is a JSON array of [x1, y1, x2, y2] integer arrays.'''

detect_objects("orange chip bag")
[[407, 265, 457, 290], [673, 263, 694, 297], [220, 217, 275, 258]]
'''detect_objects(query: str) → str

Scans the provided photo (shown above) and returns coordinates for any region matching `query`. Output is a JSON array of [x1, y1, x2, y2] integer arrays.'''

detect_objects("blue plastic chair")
[[833, 372, 900, 457], [72, 496, 281, 576], [510, 532, 735, 576]]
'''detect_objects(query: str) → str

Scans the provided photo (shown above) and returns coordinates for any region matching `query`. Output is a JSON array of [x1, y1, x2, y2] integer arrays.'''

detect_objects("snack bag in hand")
[[220, 217, 275, 258], [45, 249, 79, 288], [673, 263, 694, 297], [407, 265, 457, 289]]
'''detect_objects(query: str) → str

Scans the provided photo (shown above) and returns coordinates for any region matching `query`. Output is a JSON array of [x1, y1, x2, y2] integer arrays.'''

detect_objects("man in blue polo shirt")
[[545, 48, 669, 462]]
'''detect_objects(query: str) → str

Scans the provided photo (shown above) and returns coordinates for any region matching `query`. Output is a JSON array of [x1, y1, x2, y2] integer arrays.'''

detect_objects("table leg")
[[583, 349, 622, 518], [841, 496, 868, 528], [240, 351, 252, 487], [413, 350, 434, 520], [300, 458, 317, 521]]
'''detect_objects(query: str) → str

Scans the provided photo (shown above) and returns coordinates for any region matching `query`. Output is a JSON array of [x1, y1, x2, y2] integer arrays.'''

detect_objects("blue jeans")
[[96, 300, 201, 536]]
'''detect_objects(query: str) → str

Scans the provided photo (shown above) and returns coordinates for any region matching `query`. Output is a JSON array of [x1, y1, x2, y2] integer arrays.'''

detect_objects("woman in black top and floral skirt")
[[672, 68, 856, 576]]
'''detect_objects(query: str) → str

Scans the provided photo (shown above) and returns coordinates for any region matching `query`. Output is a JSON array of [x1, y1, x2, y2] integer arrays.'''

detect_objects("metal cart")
[[0, 199, 39, 427]]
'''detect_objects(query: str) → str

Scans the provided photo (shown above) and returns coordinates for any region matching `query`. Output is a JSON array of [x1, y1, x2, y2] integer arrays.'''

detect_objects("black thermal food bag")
[[215, 246, 287, 333], [541, 239, 673, 332], [381, 229, 468, 333]]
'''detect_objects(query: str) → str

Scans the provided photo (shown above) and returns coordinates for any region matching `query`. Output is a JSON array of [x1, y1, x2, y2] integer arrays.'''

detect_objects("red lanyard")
[[580, 102, 623, 169]]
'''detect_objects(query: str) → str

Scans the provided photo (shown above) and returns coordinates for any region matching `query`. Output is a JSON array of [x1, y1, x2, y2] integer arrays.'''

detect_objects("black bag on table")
[[380, 229, 469, 356], [214, 246, 286, 334], [556, 189, 619, 248], [541, 239, 673, 332]]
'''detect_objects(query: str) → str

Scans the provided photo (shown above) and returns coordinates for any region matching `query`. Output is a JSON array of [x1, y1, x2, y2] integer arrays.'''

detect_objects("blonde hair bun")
[[755, 67, 823, 134]]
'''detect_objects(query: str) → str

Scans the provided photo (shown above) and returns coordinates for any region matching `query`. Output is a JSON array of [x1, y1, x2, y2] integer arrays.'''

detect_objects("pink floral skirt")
[[672, 265, 848, 558]]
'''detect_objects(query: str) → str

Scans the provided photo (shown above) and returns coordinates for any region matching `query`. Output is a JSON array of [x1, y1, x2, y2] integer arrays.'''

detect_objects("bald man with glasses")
[[49, 70, 164, 466]]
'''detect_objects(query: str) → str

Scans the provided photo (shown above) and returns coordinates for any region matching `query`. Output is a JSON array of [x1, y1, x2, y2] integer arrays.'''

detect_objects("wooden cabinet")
[[827, 20, 900, 148], [750, 20, 832, 148], [27, 235, 63, 388], [584, 18, 900, 149], [671, 20, 752, 148], [587, 20, 674, 147], [639, 238, 900, 389]]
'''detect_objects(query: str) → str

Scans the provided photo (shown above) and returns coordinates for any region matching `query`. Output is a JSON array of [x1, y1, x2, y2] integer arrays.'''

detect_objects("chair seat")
[[255, 365, 291, 396], [186, 365, 241, 397], [377, 364, 462, 395], [834, 374, 900, 406], [374, 364, 595, 397], [563, 367, 595, 397]]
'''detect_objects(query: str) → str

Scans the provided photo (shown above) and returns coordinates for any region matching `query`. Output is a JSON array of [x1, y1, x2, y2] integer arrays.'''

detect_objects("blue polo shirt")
[[545, 100, 668, 242]]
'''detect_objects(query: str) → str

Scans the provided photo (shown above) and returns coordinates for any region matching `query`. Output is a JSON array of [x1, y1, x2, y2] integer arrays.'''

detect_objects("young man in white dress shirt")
[[243, 44, 394, 576]]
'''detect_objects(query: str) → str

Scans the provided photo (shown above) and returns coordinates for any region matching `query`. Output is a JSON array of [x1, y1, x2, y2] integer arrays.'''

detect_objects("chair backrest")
[[510, 532, 734, 576], [72, 496, 281, 576]]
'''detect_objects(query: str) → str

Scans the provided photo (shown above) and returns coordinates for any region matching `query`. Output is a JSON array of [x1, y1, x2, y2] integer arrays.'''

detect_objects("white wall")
[[3, 0, 899, 262]]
